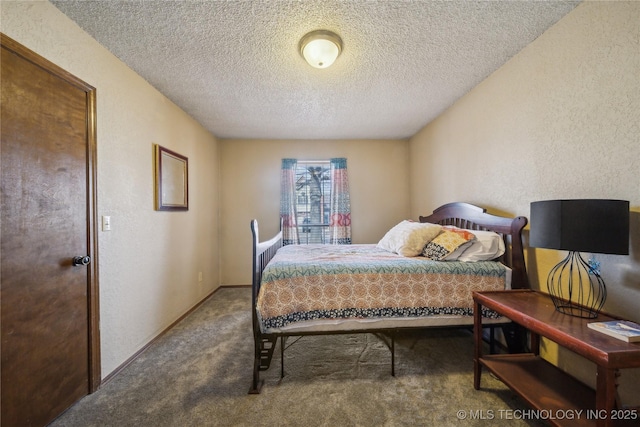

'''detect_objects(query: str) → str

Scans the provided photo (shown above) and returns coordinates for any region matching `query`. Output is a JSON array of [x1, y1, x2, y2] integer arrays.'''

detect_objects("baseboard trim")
[[99, 286, 239, 387]]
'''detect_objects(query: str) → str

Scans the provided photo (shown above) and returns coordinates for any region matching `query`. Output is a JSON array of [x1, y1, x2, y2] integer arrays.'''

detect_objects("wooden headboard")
[[419, 202, 529, 289]]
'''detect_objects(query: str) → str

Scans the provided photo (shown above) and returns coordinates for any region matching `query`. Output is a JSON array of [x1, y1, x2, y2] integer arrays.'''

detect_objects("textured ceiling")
[[51, 0, 580, 140]]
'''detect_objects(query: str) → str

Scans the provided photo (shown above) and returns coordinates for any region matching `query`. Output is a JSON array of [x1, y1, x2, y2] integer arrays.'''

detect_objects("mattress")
[[256, 244, 511, 334]]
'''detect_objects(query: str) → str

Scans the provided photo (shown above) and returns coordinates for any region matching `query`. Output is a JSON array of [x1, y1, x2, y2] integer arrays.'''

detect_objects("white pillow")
[[377, 220, 442, 257], [451, 230, 505, 262]]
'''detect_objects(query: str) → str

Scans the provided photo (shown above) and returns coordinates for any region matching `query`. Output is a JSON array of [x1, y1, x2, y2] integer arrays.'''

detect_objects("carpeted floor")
[[51, 287, 546, 426]]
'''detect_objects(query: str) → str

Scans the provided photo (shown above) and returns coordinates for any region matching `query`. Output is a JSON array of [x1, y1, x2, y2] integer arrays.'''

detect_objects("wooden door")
[[1, 34, 100, 426]]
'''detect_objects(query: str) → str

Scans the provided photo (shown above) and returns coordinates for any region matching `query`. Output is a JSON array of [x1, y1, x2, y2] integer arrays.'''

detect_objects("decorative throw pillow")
[[456, 229, 505, 262], [377, 220, 442, 257], [422, 227, 476, 261]]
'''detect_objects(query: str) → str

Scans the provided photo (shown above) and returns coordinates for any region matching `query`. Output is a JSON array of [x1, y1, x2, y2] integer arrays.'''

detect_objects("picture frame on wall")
[[154, 144, 188, 211]]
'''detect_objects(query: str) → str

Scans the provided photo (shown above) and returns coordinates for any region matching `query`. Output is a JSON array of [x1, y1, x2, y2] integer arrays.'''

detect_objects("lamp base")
[[547, 251, 606, 319], [552, 302, 601, 319]]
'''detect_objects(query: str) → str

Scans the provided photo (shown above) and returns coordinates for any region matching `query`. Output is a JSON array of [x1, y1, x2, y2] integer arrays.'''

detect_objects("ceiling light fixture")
[[299, 30, 342, 69]]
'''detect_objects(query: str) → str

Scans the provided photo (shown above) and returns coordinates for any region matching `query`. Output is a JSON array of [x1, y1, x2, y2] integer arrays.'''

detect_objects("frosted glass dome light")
[[299, 30, 343, 69]]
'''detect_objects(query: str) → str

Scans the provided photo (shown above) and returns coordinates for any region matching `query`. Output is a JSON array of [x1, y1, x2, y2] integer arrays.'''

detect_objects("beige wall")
[[1, 1, 220, 378], [409, 1, 640, 403], [219, 139, 410, 285]]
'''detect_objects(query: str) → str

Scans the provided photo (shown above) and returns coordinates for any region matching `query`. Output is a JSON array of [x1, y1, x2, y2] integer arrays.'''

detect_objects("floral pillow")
[[422, 226, 476, 261]]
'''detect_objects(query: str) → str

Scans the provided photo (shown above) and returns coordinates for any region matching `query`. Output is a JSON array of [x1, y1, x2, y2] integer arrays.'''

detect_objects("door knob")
[[72, 255, 91, 266]]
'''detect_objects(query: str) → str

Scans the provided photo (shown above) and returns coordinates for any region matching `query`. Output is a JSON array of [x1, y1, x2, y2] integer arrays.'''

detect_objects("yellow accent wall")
[[409, 1, 640, 405]]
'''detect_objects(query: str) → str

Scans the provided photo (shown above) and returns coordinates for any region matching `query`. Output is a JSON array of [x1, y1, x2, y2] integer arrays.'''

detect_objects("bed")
[[249, 202, 528, 393]]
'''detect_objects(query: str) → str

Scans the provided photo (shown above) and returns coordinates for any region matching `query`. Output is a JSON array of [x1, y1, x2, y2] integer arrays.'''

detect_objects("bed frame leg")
[[280, 336, 285, 379], [489, 326, 496, 354], [249, 339, 263, 394], [248, 334, 278, 394], [249, 380, 263, 394], [249, 358, 264, 394], [501, 323, 527, 353], [391, 332, 396, 376]]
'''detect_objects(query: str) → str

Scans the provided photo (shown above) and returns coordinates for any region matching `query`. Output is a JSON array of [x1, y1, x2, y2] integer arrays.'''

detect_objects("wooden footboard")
[[249, 203, 529, 394], [249, 220, 282, 394]]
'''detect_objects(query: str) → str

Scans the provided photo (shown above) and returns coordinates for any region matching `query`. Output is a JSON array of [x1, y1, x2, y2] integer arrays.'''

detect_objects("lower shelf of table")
[[479, 353, 596, 427]]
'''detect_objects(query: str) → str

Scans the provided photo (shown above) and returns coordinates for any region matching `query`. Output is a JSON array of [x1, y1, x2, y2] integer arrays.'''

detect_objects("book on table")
[[588, 320, 640, 342]]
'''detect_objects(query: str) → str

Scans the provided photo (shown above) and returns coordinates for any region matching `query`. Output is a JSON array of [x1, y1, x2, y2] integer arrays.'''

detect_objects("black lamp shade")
[[530, 199, 629, 255]]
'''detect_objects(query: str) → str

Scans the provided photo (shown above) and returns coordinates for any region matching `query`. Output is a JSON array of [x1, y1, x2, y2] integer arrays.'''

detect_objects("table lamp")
[[529, 199, 629, 318]]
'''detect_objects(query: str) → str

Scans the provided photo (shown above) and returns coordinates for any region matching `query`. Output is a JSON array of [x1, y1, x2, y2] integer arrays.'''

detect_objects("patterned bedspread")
[[257, 244, 508, 333]]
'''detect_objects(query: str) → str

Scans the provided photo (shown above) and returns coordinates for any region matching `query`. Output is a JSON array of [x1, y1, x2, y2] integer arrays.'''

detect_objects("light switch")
[[102, 216, 111, 231]]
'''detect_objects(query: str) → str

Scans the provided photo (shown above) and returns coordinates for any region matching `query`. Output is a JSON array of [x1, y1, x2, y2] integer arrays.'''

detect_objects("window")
[[281, 158, 351, 245], [295, 161, 331, 244]]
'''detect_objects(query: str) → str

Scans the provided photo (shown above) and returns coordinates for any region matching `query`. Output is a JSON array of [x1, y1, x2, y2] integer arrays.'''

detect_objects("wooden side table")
[[473, 290, 640, 427]]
